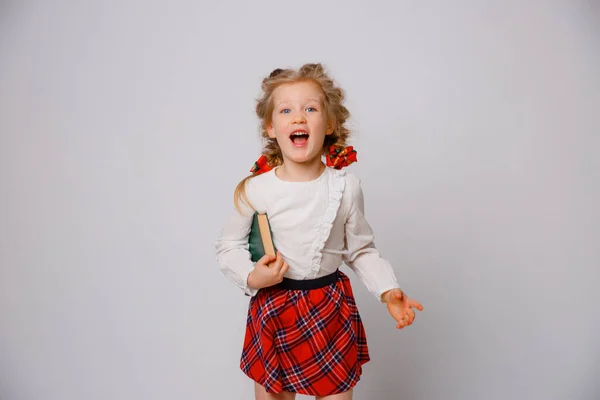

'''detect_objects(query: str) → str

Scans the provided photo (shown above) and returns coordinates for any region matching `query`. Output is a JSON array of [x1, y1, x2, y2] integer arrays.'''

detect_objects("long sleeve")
[[343, 178, 401, 301], [215, 199, 259, 297]]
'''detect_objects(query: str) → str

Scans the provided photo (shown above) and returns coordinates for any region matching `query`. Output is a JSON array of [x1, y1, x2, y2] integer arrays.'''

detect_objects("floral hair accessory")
[[250, 155, 274, 175], [250, 145, 357, 174], [326, 145, 357, 169]]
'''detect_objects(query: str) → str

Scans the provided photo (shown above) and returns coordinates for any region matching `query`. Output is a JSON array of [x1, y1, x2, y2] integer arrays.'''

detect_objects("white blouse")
[[215, 166, 400, 301]]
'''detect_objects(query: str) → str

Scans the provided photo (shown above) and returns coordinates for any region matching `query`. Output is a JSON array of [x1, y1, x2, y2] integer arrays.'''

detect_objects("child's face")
[[267, 81, 332, 168]]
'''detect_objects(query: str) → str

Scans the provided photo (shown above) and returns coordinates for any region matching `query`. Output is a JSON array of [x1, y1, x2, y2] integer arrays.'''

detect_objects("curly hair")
[[234, 63, 352, 213]]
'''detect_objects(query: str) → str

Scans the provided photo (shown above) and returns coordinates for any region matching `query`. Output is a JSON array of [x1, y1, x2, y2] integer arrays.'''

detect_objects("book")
[[248, 212, 276, 262]]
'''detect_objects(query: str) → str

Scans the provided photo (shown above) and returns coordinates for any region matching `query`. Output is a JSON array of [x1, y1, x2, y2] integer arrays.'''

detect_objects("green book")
[[249, 212, 276, 262]]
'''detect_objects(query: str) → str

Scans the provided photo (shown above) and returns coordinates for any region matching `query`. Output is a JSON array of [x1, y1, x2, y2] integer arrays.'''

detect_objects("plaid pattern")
[[240, 271, 370, 396]]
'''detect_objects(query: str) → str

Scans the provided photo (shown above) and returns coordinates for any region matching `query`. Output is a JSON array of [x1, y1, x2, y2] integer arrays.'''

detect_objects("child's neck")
[[276, 159, 326, 182]]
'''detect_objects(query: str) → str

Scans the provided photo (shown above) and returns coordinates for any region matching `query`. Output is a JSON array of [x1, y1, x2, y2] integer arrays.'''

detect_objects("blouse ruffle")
[[306, 169, 346, 278]]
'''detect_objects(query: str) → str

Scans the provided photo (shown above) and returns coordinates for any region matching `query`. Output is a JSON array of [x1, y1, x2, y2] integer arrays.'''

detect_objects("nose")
[[291, 110, 306, 124]]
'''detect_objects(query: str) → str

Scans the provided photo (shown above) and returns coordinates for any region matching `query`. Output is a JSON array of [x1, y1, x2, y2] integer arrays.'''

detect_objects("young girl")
[[215, 63, 423, 400]]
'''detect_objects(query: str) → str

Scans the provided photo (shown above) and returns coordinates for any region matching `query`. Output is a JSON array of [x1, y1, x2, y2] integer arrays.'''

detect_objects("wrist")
[[381, 288, 402, 303], [247, 270, 257, 289], [381, 289, 392, 303]]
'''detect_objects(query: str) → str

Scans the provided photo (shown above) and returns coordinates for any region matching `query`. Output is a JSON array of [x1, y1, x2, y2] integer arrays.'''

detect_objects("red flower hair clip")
[[250, 145, 357, 175], [250, 155, 274, 175], [326, 145, 357, 169]]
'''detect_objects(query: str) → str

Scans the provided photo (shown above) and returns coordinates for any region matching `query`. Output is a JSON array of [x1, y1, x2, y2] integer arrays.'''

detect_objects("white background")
[[1, 1, 598, 399]]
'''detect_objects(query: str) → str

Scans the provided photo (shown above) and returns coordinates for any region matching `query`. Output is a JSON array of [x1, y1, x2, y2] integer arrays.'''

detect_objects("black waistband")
[[277, 270, 339, 290]]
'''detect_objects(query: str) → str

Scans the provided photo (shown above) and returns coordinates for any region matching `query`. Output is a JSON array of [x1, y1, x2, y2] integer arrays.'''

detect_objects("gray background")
[[1, 1, 598, 399]]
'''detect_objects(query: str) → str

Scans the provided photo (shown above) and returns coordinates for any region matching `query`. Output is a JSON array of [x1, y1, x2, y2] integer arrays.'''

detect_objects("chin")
[[281, 143, 324, 164], [289, 154, 322, 165]]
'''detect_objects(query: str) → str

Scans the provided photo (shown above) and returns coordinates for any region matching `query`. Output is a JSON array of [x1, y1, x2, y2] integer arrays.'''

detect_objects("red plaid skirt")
[[240, 270, 370, 396]]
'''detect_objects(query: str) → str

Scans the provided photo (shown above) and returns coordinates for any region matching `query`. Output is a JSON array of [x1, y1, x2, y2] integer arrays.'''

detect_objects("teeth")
[[291, 131, 308, 136]]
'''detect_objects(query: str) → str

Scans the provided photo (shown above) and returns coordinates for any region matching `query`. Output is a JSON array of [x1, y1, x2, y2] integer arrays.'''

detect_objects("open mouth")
[[290, 130, 309, 146]]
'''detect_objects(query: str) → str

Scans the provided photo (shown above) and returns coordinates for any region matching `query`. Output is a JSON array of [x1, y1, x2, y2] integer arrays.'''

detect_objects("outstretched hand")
[[382, 288, 423, 329]]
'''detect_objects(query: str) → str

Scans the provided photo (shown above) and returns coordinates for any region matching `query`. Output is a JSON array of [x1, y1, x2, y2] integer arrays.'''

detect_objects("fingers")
[[272, 251, 285, 271], [408, 299, 424, 311], [279, 261, 289, 279], [406, 308, 415, 324], [396, 314, 409, 329], [269, 252, 288, 281], [398, 313, 409, 328], [393, 307, 418, 329], [396, 316, 406, 329], [258, 254, 277, 267], [389, 309, 406, 329], [258, 251, 283, 268]]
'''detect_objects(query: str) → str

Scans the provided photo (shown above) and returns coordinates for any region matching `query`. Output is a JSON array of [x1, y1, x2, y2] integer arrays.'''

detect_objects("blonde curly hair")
[[234, 63, 352, 213]]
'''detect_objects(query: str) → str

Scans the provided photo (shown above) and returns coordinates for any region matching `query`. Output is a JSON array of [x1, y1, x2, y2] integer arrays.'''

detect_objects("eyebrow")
[[275, 97, 323, 107]]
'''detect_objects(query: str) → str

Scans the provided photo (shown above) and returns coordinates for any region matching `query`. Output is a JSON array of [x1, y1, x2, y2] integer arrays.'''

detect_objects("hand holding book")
[[247, 251, 289, 290], [247, 212, 288, 290]]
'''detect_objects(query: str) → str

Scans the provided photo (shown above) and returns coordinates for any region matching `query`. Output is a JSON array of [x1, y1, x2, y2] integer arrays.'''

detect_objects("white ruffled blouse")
[[215, 166, 400, 301]]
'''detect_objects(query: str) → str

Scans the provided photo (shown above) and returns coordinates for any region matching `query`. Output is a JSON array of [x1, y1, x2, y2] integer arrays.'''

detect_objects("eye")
[[306, 106, 318, 112], [280, 108, 291, 114]]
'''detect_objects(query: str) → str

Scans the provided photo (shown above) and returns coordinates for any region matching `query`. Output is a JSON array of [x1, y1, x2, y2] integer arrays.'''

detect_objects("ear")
[[326, 121, 335, 136], [267, 122, 276, 139]]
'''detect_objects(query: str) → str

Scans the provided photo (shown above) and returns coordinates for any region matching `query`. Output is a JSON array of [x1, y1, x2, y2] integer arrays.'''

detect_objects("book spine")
[[257, 214, 276, 257]]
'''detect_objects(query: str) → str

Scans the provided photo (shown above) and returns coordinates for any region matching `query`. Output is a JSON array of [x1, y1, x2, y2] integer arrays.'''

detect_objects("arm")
[[215, 186, 289, 296], [343, 178, 401, 302], [343, 177, 423, 328], [215, 202, 260, 296]]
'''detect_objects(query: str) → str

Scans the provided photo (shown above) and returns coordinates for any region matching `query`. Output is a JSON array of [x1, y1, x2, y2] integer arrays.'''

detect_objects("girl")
[[215, 63, 423, 400]]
